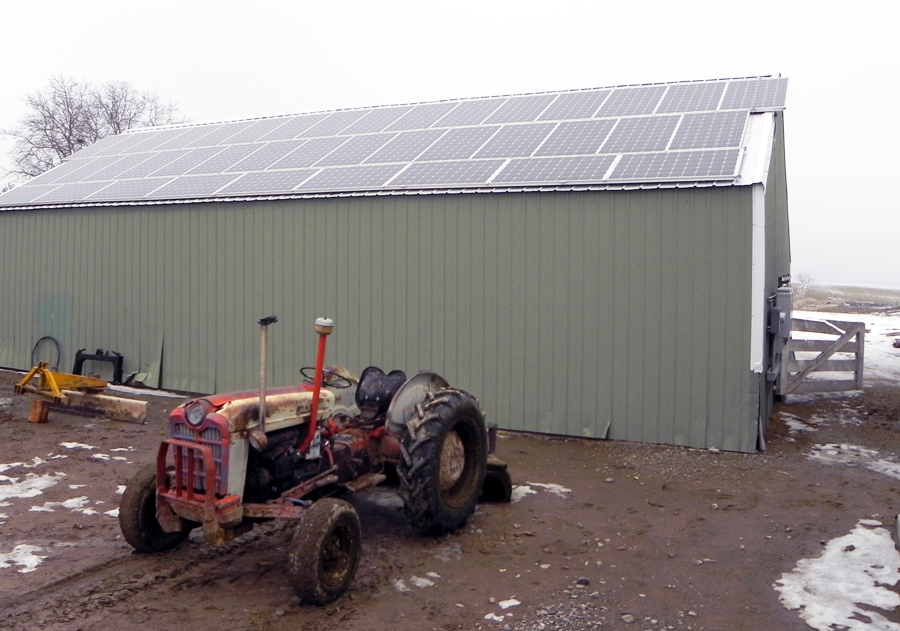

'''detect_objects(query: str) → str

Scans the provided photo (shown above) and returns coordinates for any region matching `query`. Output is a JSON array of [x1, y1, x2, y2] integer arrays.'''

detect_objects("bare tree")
[[793, 272, 815, 300], [1, 76, 185, 180]]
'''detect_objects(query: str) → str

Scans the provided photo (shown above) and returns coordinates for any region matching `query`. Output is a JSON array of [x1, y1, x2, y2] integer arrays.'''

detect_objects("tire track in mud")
[[0, 522, 300, 630]]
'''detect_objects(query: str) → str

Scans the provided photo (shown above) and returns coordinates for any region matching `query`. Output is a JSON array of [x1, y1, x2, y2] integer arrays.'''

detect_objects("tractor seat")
[[355, 366, 407, 420]]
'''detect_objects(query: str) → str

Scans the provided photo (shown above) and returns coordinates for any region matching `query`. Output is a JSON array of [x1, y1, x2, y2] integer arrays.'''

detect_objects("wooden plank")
[[790, 379, 861, 395], [785, 358, 858, 372], [855, 329, 865, 390], [791, 318, 865, 335], [786, 339, 859, 353]]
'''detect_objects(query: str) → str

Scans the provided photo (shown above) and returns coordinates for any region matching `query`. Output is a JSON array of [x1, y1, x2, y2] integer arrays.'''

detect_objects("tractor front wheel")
[[119, 464, 192, 553], [288, 498, 362, 605], [398, 388, 488, 535]]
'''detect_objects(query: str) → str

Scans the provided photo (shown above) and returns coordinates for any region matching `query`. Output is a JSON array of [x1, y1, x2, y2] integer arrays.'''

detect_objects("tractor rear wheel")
[[119, 464, 191, 553], [398, 388, 487, 535], [288, 498, 362, 605]]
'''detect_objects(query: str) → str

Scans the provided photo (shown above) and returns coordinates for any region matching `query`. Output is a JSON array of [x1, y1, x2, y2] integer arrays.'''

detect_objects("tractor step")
[[343, 472, 387, 493]]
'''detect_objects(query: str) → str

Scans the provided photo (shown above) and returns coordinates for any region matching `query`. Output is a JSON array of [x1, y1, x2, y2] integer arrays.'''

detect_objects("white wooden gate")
[[777, 318, 865, 395]]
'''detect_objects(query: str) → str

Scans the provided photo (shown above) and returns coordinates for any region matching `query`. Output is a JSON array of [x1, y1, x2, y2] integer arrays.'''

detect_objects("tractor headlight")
[[185, 402, 206, 427]]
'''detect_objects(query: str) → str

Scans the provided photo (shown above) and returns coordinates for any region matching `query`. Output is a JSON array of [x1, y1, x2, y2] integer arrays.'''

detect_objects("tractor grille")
[[169, 419, 228, 495]]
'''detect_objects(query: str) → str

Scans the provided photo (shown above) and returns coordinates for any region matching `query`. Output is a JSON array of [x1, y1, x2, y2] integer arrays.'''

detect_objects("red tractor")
[[119, 317, 510, 604]]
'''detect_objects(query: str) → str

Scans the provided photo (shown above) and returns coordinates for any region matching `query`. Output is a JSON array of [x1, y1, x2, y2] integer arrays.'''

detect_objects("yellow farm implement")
[[14, 361, 147, 423]]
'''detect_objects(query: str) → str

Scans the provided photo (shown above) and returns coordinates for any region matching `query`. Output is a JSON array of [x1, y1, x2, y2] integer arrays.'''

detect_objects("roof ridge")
[[129, 74, 783, 134]]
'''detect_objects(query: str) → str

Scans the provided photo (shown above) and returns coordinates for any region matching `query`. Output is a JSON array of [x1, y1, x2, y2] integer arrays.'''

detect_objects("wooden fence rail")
[[777, 318, 865, 396]]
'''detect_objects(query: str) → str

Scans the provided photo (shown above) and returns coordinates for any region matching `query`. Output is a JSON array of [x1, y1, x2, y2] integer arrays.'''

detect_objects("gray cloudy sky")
[[2, 1, 897, 288]]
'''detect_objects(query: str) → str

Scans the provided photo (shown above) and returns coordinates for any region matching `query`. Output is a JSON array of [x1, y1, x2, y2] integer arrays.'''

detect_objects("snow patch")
[[511, 481, 573, 502], [527, 482, 572, 497], [511, 486, 536, 502], [809, 444, 900, 480], [0, 544, 46, 573], [410, 575, 435, 588], [60, 442, 96, 450], [393, 578, 410, 592], [0, 471, 66, 503], [774, 519, 900, 630]]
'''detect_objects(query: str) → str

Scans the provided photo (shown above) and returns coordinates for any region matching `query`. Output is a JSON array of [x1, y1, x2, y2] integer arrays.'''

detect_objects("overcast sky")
[[1, 1, 897, 288]]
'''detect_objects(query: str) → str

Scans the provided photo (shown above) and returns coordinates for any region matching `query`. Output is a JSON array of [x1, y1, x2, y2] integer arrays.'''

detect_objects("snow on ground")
[[0, 443, 133, 573], [794, 310, 900, 384], [809, 444, 900, 481], [775, 310, 900, 629], [775, 519, 900, 631]]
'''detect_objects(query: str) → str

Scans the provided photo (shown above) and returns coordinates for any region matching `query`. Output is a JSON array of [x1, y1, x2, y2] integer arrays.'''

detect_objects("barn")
[[0, 75, 790, 453]]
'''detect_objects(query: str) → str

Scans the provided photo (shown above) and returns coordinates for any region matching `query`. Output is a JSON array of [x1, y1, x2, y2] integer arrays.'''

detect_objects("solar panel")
[[363, 129, 446, 163], [538, 90, 610, 120], [258, 113, 330, 141], [269, 136, 348, 169], [150, 146, 228, 177], [385, 102, 458, 131], [121, 128, 193, 154], [721, 77, 788, 110], [221, 117, 293, 144], [657, 82, 726, 114], [473, 123, 556, 158], [146, 173, 239, 198], [185, 120, 255, 147], [86, 177, 173, 201], [117, 150, 188, 178], [0, 75, 789, 208], [669, 111, 747, 150], [81, 134, 148, 158], [601, 116, 679, 153], [391, 160, 505, 187], [153, 125, 225, 151], [31, 159, 94, 184], [297, 164, 405, 191], [492, 155, 616, 184], [611, 149, 739, 180], [187, 144, 263, 174], [299, 110, 368, 138], [49, 155, 126, 183], [225, 140, 307, 171], [313, 133, 396, 167], [31, 181, 112, 204], [83, 153, 160, 181], [217, 169, 318, 195], [595, 85, 667, 117], [534, 119, 616, 156], [0, 183, 60, 204], [416, 126, 500, 161], [433, 98, 506, 127], [484, 94, 557, 124], [340, 106, 414, 134]]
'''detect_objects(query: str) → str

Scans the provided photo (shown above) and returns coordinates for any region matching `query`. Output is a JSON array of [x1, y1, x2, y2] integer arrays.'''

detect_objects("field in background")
[[794, 284, 900, 313]]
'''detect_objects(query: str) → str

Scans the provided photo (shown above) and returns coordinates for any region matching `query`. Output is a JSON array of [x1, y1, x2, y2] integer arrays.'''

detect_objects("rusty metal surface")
[[218, 389, 335, 434]]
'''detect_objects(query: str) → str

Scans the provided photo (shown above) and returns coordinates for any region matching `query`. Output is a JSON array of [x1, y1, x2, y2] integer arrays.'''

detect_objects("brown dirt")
[[2, 370, 900, 631]]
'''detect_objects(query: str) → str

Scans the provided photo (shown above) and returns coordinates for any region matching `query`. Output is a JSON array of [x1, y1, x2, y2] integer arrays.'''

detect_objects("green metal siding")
[[0, 187, 760, 451]]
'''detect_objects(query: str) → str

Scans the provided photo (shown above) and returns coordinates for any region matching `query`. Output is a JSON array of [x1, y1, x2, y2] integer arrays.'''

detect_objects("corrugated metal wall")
[[0, 187, 759, 451]]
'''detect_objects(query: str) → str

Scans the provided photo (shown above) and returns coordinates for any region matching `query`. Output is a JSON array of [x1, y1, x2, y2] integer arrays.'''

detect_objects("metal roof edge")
[[0, 178, 756, 211]]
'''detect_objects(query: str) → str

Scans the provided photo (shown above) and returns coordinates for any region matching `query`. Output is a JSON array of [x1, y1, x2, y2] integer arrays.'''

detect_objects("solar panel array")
[[0, 76, 788, 207]]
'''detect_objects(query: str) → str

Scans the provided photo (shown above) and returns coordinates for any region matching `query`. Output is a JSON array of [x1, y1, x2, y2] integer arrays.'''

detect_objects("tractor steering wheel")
[[300, 367, 353, 389]]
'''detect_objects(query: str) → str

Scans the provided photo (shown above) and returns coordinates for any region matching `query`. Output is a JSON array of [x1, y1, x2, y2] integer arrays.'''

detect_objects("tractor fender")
[[384, 371, 450, 438]]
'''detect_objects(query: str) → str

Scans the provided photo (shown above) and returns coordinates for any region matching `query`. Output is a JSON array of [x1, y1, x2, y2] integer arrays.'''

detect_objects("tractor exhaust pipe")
[[254, 316, 278, 450], [300, 317, 334, 454]]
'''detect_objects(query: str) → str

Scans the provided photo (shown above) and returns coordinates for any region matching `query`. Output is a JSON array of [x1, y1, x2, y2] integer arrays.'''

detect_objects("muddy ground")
[[2, 370, 900, 631]]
